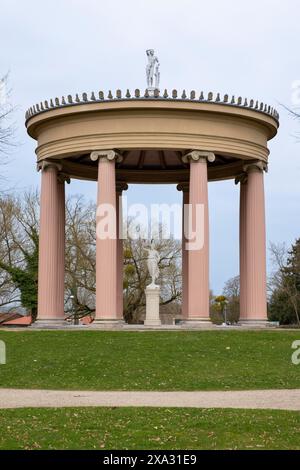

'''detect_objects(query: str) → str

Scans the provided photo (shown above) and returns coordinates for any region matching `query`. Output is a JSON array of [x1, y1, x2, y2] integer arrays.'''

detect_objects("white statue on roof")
[[146, 49, 160, 91]]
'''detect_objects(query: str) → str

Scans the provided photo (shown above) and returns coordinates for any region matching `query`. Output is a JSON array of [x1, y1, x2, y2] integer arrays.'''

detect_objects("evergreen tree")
[[269, 238, 300, 325]]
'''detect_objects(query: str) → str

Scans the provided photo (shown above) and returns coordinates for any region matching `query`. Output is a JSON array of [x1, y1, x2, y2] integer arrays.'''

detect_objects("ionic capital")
[[37, 160, 70, 183], [90, 150, 123, 163], [116, 182, 128, 193], [37, 160, 63, 173], [243, 161, 268, 174], [182, 150, 215, 164], [177, 182, 189, 192]]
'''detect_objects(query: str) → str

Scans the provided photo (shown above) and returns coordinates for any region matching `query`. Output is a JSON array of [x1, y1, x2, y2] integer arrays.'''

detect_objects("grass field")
[[0, 330, 299, 390], [0, 407, 299, 450]]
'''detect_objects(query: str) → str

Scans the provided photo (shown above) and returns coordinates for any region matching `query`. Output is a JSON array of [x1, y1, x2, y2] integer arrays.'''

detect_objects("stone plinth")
[[30, 319, 67, 329], [144, 285, 161, 326]]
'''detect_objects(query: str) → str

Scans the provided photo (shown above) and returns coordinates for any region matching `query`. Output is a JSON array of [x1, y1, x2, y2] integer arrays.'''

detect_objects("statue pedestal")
[[146, 87, 159, 97], [144, 285, 161, 326]]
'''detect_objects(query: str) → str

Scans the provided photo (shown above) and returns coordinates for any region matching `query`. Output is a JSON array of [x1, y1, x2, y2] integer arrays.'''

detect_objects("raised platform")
[[18, 321, 281, 331]]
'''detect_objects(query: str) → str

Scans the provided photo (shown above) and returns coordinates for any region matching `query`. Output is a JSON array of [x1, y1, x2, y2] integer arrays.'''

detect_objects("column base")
[[239, 319, 279, 328], [180, 318, 212, 327], [144, 319, 162, 326], [90, 319, 125, 328], [31, 319, 67, 329]]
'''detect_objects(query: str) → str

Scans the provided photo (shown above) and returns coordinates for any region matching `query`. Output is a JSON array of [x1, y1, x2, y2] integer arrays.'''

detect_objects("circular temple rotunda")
[[25, 87, 279, 326]]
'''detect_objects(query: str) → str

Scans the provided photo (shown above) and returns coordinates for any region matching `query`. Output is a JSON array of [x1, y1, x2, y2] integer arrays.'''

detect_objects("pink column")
[[183, 151, 215, 322], [116, 183, 128, 320], [37, 162, 65, 322], [56, 178, 66, 316], [91, 150, 121, 322], [239, 177, 248, 319], [240, 162, 267, 321], [177, 183, 189, 318]]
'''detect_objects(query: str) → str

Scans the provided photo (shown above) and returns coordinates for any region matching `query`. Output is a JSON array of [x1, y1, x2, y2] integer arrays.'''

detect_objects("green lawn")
[[0, 330, 299, 390], [0, 407, 299, 450]]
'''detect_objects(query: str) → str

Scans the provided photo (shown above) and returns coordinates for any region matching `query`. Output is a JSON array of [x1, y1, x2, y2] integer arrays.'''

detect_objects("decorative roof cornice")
[[25, 88, 279, 122]]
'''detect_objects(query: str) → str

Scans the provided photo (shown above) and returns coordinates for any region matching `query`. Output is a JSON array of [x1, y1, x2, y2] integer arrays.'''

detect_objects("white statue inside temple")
[[144, 240, 160, 287]]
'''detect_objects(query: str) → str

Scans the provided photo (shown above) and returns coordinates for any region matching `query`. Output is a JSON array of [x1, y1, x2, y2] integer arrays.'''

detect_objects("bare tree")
[[222, 275, 240, 323], [0, 74, 14, 158], [64, 207, 182, 322], [223, 275, 240, 298], [64, 196, 96, 316], [269, 242, 288, 293], [123, 229, 181, 323], [0, 192, 39, 317]]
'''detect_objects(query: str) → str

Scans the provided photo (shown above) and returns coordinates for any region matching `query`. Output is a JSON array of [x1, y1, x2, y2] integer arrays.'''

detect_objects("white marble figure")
[[145, 240, 160, 287], [146, 49, 160, 89]]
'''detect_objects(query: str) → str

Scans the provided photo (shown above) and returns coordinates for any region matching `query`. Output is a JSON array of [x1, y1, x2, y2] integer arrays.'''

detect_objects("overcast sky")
[[1, 0, 300, 293]]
